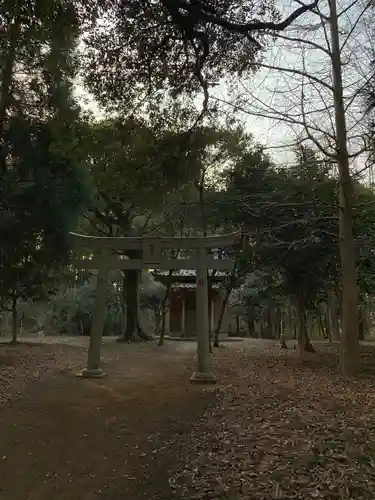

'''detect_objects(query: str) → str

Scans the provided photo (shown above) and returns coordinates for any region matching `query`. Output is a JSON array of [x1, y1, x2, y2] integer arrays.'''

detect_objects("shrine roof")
[[152, 270, 227, 287], [152, 269, 227, 278], [170, 283, 222, 289]]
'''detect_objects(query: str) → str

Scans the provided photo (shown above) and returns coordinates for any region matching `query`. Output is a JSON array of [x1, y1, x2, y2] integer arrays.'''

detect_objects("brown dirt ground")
[[1, 340, 375, 500], [0, 340, 220, 500]]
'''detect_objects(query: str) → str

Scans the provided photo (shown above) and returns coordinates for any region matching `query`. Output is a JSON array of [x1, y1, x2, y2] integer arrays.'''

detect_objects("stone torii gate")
[[70, 231, 241, 383]]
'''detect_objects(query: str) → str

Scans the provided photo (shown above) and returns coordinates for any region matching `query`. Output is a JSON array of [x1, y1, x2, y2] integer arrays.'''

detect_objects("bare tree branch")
[[248, 62, 334, 92], [161, 0, 320, 35], [273, 31, 330, 55], [340, 0, 372, 53]]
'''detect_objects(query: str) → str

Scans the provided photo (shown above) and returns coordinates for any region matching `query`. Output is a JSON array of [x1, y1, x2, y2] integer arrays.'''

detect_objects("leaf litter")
[[2, 340, 375, 500], [168, 344, 375, 500]]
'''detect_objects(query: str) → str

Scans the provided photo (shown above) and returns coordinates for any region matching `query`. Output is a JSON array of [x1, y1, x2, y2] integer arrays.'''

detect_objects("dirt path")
[[0, 340, 218, 500], [2, 340, 375, 500]]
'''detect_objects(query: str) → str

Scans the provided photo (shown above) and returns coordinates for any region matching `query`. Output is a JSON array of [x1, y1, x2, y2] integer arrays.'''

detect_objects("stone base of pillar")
[[76, 368, 107, 378], [190, 371, 217, 384]]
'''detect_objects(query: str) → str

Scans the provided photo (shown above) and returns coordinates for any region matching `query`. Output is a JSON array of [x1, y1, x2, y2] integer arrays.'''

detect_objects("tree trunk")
[[323, 303, 332, 342], [296, 303, 305, 356], [10, 295, 18, 345], [358, 310, 364, 342], [280, 332, 288, 349], [328, 291, 340, 341], [213, 257, 239, 347], [304, 329, 315, 352], [117, 270, 150, 342], [208, 272, 213, 353], [292, 306, 297, 339], [0, 19, 20, 172], [246, 312, 255, 337], [279, 310, 288, 348], [158, 302, 168, 346], [358, 304, 368, 341], [329, 0, 359, 376], [158, 279, 172, 346], [154, 309, 162, 335], [274, 308, 281, 338], [325, 310, 332, 341], [318, 307, 332, 341], [259, 319, 264, 339], [296, 297, 315, 356], [264, 307, 270, 338], [317, 314, 325, 338], [213, 289, 230, 348], [235, 315, 240, 335], [287, 304, 293, 338]]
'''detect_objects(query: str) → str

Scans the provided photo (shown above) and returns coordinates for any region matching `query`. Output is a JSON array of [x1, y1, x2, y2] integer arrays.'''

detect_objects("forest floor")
[[1, 338, 375, 500]]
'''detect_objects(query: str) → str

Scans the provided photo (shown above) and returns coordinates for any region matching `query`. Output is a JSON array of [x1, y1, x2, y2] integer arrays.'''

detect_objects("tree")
[[0, 0, 92, 341], [43, 278, 124, 336], [83, 0, 319, 118], [82, 117, 224, 341], [218, 0, 375, 374], [0, 125, 89, 342], [139, 271, 167, 339], [0, 0, 101, 135], [217, 146, 341, 348], [217, 136, 375, 355], [363, 2, 375, 176], [196, 139, 276, 345], [229, 270, 288, 345]]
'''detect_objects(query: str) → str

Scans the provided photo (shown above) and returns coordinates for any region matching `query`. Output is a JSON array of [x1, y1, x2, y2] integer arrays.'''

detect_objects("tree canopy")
[[0, 0, 92, 317], [82, 0, 318, 114]]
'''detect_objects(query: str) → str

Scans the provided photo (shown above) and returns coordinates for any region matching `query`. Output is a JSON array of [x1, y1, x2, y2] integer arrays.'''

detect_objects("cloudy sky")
[[74, 0, 373, 172]]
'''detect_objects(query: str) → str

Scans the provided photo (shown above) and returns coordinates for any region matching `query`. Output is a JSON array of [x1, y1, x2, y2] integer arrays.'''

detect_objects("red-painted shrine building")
[[153, 270, 233, 338]]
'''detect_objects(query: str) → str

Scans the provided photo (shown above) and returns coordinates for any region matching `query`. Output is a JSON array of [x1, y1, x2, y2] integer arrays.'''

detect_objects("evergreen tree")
[[83, 0, 318, 115], [0, 1, 92, 336]]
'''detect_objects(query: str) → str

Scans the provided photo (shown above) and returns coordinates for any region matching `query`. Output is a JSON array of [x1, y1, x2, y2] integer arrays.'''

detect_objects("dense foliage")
[[82, 0, 318, 117], [0, 0, 93, 333]]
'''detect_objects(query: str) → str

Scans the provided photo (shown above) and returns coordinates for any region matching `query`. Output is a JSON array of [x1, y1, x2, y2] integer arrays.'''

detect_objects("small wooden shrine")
[[153, 270, 231, 338]]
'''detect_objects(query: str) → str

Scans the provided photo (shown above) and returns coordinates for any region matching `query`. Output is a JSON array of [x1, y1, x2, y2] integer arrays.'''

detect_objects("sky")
[[215, 0, 373, 171], [74, 0, 373, 174]]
